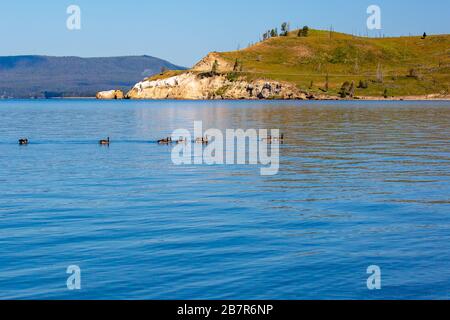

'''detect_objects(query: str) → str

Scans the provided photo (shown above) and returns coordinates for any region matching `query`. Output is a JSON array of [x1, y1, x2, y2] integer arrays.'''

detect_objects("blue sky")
[[0, 0, 448, 67]]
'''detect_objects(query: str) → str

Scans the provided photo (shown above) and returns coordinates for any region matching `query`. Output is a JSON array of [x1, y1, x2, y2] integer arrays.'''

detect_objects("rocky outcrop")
[[191, 52, 234, 73], [126, 72, 307, 100], [96, 90, 124, 99]]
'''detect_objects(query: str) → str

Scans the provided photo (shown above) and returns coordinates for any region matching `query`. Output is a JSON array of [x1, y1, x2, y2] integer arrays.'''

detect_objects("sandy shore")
[[356, 94, 450, 101], [70, 94, 450, 101]]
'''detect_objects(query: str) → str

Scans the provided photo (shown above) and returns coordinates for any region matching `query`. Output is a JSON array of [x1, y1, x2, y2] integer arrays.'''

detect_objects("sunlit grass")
[[218, 29, 450, 97]]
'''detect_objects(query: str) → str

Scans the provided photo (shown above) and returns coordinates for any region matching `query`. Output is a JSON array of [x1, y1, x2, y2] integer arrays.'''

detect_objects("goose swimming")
[[99, 137, 110, 145]]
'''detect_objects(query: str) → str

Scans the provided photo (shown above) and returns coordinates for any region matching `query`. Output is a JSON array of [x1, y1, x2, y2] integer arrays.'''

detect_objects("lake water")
[[0, 99, 449, 300]]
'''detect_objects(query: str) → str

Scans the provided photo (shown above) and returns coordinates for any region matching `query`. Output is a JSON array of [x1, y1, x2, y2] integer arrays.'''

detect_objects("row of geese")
[[157, 134, 285, 145], [18, 134, 284, 146], [18, 138, 112, 145]]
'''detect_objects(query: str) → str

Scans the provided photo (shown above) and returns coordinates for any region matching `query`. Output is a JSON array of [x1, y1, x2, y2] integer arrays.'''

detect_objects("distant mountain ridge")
[[0, 55, 185, 98]]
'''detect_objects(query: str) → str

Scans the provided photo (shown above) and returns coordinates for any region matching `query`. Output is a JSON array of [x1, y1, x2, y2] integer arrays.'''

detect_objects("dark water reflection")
[[0, 100, 449, 299]]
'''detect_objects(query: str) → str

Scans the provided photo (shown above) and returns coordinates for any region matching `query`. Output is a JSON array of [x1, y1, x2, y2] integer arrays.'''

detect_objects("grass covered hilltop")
[[122, 28, 449, 100], [219, 28, 450, 98]]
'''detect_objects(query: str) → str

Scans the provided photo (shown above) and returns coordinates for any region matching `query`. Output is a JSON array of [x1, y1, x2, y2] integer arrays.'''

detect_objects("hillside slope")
[[130, 29, 449, 99], [216, 29, 450, 97], [0, 55, 185, 98]]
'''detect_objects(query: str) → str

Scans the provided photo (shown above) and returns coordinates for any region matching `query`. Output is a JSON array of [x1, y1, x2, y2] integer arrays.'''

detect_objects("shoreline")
[[1, 95, 449, 102], [109, 95, 450, 101], [356, 95, 450, 101]]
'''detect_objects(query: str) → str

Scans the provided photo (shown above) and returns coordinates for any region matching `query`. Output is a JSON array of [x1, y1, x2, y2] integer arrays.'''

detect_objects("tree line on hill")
[[262, 23, 309, 41]]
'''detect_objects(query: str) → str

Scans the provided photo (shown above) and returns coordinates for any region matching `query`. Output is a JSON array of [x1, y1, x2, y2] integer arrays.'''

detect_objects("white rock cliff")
[[126, 72, 306, 100]]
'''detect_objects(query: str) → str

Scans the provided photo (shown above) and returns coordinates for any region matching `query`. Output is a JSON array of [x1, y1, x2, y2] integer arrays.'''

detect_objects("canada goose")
[[262, 134, 284, 142], [99, 137, 110, 145], [19, 138, 28, 145], [272, 134, 284, 142], [176, 137, 187, 144], [195, 135, 209, 144], [158, 137, 172, 145]]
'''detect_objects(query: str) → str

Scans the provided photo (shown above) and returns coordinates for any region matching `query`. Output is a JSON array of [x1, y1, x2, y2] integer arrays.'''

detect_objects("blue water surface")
[[0, 99, 449, 299]]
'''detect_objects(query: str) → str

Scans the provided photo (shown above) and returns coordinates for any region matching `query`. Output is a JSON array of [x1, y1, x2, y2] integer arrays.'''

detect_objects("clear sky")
[[0, 0, 449, 67]]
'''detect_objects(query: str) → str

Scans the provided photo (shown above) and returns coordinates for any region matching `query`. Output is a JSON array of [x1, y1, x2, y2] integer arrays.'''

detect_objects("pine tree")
[[349, 81, 355, 97], [302, 26, 309, 37], [233, 59, 240, 72], [358, 80, 368, 89], [273, 28, 278, 37], [339, 81, 352, 98], [281, 22, 289, 36], [211, 60, 219, 74]]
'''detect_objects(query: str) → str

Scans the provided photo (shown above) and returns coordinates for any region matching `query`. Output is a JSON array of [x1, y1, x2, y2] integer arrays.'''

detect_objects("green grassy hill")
[[215, 29, 450, 97]]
